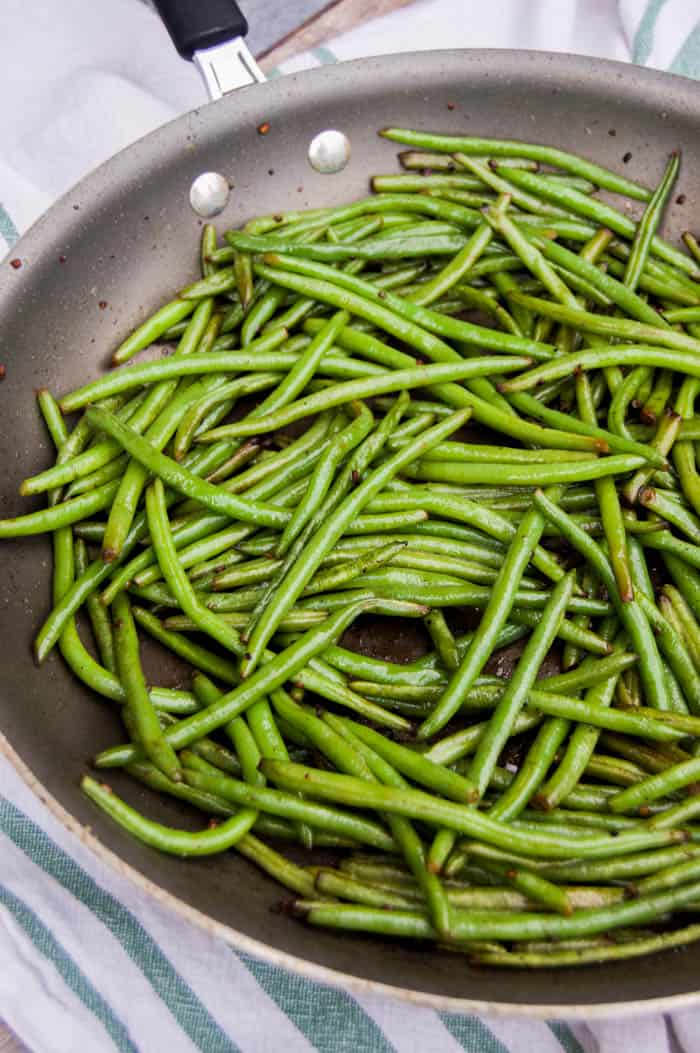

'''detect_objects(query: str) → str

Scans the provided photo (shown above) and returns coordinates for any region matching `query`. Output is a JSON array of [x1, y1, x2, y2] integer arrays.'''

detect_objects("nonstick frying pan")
[[2, 1, 700, 1017]]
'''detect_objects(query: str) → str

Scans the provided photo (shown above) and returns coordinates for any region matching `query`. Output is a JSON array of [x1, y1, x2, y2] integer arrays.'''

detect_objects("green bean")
[[321, 624, 526, 687], [494, 166, 697, 275], [297, 572, 608, 614], [493, 721, 570, 822], [315, 868, 415, 910], [82, 773, 260, 856], [525, 693, 683, 741], [640, 370, 673, 425], [242, 397, 416, 635], [625, 154, 680, 294], [173, 373, 281, 461], [476, 859, 572, 916], [205, 440, 267, 486], [229, 229, 475, 261], [36, 387, 68, 452], [277, 405, 374, 554], [340, 720, 477, 803], [663, 585, 700, 669], [99, 598, 380, 771], [423, 610, 459, 671], [112, 300, 195, 365], [199, 360, 532, 446], [663, 553, 700, 619], [145, 479, 250, 656], [86, 408, 289, 530], [406, 222, 494, 306], [416, 493, 558, 741], [381, 129, 651, 199], [300, 874, 700, 938], [304, 542, 407, 597], [182, 765, 395, 851], [321, 716, 463, 937], [133, 607, 238, 683], [112, 592, 181, 781], [65, 343, 389, 414], [524, 234, 671, 328], [0, 481, 119, 538], [73, 539, 116, 672], [673, 379, 700, 516], [536, 627, 622, 811], [364, 488, 564, 583], [506, 389, 665, 464], [263, 759, 684, 860], [139, 524, 257, 589], [639, 487, 700, 544], [504, 341, 700, 395], [600, 732, 691, 775], [126, 760, 241, 817], [256, 254, 554, 360], [64, 454, 130, 498], [237, 832, 324, 896], [623, 407, 681, 506], [683, 231, 700, 264], [239, 410, 470, 676], [519, 843, 700, 882], [100, 512, 252, 607], [110, 326, 284, 555], [469, 925, 700, 966], [458, 156, 569, 218], [648, 796, 700, 830], [211, 558, 284, 591], [373, 172, 483, 191], [577, 375, 637, 605], [609, 756, 700, 814], [218, 413, 337, 497], [640, 529, 700, 572], [164, 611, 326, 633], [410, 441, 596, 465], [532, 489, 670, 711], [103, 334, 237, 560], [608, 367, 652, 441], [401, 454, 644, 487], [468, 572, 574, 798]]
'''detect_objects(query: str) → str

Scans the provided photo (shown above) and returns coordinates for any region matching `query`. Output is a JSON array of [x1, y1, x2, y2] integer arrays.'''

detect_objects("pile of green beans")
[[10, 127, 700, 970]]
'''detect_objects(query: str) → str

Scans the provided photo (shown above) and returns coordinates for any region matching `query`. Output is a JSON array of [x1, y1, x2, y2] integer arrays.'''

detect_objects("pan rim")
[[3, 46, 700, 1017]]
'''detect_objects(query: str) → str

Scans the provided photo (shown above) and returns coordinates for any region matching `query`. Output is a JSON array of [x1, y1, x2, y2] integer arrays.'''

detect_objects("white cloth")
[[2, 2, 700, 1051]]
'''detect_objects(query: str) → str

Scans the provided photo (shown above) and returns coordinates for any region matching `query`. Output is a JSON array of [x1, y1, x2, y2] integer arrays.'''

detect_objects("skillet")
[[2, 1, 700, 1016]]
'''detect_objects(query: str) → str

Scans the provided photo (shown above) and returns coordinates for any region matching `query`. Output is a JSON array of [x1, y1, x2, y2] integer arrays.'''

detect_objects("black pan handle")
[[152, 0, 249, 60]]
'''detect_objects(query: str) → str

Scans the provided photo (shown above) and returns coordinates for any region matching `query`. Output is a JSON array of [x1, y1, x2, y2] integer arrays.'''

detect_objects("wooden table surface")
[[0, 1, 409, 1049]]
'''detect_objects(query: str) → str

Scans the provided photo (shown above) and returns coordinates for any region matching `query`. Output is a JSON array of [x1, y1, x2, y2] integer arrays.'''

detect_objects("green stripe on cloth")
[[670, 18, 700, 77], [240, 952, 397, 1052], [0, 884, 138, 1053], [549, 1021, 586, 1053], [0, 202, 19, 247], [632, 0, 671, 63], [0, 796, 241, 1053], [311, 46, 339, 65], [440, 1013, 509, 1053]]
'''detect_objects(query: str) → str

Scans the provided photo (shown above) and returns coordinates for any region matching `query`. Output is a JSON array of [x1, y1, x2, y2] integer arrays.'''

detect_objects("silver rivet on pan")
[[189, 172, 230, 217], [308, 130, 351, 174]]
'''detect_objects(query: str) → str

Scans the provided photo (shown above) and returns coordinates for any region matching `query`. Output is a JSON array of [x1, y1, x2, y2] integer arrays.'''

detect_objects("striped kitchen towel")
[[2, 2, 700, 1051]]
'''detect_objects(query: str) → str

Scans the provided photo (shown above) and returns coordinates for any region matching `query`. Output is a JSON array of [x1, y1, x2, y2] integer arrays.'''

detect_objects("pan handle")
[[152, 0, 266, 100]]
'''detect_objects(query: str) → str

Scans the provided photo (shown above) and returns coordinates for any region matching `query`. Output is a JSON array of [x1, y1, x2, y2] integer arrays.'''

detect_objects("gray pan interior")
[[1, 49, 700, 1015]]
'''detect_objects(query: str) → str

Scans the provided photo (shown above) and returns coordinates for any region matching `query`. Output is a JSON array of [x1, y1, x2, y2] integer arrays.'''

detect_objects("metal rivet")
[[189, 172, 230, 217], [308, 130, 351, 174]]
